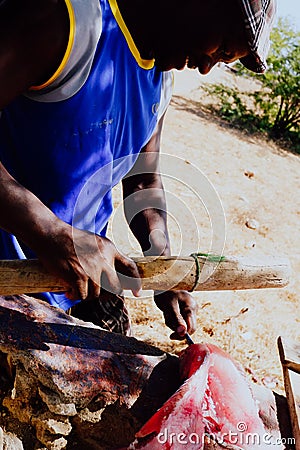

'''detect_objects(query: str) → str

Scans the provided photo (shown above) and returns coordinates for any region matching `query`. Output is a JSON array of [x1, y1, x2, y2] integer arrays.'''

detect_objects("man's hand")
[[34, 222, 141, 301], [154, 290, 198, 340], [0, 162, 141, 303]]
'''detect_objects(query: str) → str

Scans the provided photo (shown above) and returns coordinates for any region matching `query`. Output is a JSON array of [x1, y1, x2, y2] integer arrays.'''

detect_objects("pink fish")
[[131, 343, 273, 449]]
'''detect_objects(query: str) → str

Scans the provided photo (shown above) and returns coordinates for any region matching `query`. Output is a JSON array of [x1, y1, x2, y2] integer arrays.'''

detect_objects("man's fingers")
[[66, 276, 101, 301], [66, 278, 89, 301], [155, 292, 187, 337], [154, 291, 198, 340], [115, 253, 142, 296], [169, 331, 187, 341], [87, 278, 101, 299], [179, 296, 198, 335], [101, 269, 123, 295], [184, 313, 196, 335]]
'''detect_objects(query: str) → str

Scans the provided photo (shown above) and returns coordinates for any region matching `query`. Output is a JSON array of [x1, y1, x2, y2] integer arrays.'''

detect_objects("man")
[[0, 0, 276, 338]]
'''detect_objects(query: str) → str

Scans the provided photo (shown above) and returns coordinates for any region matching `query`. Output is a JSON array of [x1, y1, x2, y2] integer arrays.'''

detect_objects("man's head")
[[147, 0, 276, 74]]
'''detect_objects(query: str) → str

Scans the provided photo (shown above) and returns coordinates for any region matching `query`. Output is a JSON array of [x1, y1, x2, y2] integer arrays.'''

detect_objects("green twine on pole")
[[189, 252, 226, 292]]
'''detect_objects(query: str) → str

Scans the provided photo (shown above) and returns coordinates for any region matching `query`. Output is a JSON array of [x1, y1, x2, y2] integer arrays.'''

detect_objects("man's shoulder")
[[25, 0, 102, 103]]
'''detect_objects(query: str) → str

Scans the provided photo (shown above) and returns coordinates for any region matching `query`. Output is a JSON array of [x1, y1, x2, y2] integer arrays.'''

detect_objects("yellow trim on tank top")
[[108, 0, 155, 70], [30, 0, 76, 91]]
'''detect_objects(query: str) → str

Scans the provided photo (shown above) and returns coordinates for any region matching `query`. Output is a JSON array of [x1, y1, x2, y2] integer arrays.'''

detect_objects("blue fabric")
[[0, 0, 163, 310]]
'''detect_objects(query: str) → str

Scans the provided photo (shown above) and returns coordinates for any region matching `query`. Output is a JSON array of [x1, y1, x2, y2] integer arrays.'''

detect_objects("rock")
[[1, 429, 24, 450], [35, 434, 67, 450], [32, 413, 70, 450], [244, 169, 255, 179], [32, 413, 72, 437], [3, 362, 38, 424], [245, 218, 259, 230], [0, 295, 178, 449], [38, 387, 77, 417], [0, 295, 167, 408]]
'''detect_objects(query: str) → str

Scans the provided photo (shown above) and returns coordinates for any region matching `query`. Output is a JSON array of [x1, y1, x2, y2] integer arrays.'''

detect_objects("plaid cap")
[[239, 0, 277, 73]]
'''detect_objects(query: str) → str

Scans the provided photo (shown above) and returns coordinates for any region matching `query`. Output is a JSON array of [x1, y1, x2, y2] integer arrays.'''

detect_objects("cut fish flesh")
[[130, 343, 278, 449]]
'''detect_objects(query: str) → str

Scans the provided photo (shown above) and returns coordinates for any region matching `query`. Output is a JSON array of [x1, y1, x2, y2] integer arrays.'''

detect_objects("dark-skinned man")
[[0, 0, 276, 338]]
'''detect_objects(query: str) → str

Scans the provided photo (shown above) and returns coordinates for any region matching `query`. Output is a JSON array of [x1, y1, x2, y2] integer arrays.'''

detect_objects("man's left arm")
[[122, 114, 197, 339]]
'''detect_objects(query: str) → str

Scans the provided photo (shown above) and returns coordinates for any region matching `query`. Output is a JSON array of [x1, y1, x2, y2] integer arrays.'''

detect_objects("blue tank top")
[[0, 0, 169, 310]]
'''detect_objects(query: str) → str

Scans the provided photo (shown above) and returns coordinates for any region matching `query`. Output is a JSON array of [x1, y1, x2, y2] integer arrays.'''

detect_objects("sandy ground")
[[0, 66, 298, 449], [108, 66, 300, 395]]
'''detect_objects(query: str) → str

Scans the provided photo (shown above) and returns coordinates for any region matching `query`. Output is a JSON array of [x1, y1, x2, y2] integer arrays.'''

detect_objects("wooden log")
[[278, 336, 300, 450], [0, 254, 290, 296]]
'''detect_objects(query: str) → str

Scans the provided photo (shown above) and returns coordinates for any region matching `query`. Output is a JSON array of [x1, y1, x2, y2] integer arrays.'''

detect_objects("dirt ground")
[[0, 66, 299, 449], [109, 66, 300, 396]]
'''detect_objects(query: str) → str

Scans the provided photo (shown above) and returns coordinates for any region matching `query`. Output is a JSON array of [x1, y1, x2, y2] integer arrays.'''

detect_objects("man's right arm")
[[0, 160, 95, 298], [0, 1, 76, 293], [0, 1, 69, 254], [0, 1, 141, 300], [0, 160, 141, 301]]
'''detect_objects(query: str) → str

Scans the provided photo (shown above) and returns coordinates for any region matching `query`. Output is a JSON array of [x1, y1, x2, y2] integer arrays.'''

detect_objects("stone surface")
[[0, 429, 24, 450], [0, 295, 167, 407], [0, 295, 287, 450], [0, 295, 176, 449], [32, 414, 72, 437], [245, 218, 259, 230], [38, 388, 77, 417]]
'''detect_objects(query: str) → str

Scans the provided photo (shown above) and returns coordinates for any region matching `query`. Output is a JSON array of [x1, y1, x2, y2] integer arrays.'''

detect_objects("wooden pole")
[[278, 336, 300, 449], [0, 255, 290, 295]]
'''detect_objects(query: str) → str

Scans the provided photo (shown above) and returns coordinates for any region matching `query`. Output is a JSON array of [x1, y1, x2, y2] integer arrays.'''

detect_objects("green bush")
[[203, 18, 300, 152]]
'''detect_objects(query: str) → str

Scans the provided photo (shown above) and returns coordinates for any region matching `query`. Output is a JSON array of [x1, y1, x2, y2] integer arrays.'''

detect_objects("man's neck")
[[115, 0, 155, 60]]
